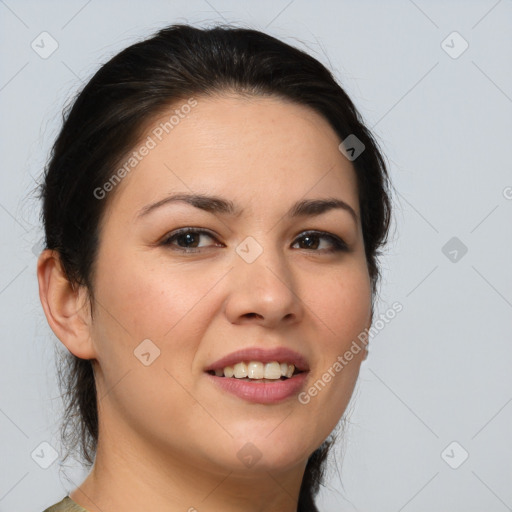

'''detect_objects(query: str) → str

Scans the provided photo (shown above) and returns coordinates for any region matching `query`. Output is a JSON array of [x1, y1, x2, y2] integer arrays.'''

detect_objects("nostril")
[[245, 313, 262, 319]]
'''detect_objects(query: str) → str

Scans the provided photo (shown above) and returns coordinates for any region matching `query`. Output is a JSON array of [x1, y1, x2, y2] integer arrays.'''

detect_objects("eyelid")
[[293, 230, 349, 251], [160, 227, 349, 253], [160, 227, 221, 248]]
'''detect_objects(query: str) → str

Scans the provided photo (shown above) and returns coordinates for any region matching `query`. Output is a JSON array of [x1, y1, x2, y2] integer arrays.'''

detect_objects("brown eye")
[[293, 231, 348, 253], [160, 228, 348, 254], [161, 228, 221, 252]]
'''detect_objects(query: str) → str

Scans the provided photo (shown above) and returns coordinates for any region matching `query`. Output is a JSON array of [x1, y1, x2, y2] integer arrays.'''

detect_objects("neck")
[[69, 420, 308, 512]]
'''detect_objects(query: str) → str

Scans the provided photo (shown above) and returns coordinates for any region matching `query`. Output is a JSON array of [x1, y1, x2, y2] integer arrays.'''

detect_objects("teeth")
[[247, 361, 264, 379], [213, 361, 296, 379], [233, 362, 248, 378], [264, 362, 282, 379]]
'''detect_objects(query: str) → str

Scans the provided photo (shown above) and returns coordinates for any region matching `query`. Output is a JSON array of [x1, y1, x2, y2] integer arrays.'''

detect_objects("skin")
[[37, 93, 373, 512]]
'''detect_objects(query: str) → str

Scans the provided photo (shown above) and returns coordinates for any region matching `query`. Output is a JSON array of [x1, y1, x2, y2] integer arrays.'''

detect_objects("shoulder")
[[42, 496, 89, 512]]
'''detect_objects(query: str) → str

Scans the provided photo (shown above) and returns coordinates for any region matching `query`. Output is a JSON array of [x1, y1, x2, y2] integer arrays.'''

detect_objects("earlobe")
[[37, 249, 97, 360]]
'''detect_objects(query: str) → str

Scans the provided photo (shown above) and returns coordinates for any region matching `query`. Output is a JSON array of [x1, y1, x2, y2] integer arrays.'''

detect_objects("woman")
[[37, 23, 392, 512]]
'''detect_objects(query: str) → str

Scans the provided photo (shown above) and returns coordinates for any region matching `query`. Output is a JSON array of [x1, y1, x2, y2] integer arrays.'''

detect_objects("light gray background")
[[1, 1, 511, 511]]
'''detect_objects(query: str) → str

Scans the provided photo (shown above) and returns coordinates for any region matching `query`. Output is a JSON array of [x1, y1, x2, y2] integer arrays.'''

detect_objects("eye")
[[160, 228, 222, 253], [160, 228, 348, 254], [292, 231, 348, 253]]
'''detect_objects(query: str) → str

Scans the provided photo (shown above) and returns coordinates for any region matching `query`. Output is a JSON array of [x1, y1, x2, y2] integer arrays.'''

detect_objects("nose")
[[223, 239, 304, 329]]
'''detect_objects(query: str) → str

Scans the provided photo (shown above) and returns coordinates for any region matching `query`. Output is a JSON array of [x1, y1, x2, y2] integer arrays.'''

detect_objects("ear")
[[37, 249, 97, 360]]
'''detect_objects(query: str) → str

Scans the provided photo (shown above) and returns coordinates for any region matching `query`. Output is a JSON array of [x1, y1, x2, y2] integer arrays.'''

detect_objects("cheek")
[[302, 262, 371, 399], [89, 257, 209, 401], [91, 258, 215, 409], [306, 262, 372, 345], [97, 255, 218, 341]]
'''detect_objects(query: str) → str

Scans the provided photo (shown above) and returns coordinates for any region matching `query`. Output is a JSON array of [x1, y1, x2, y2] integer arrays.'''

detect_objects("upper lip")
[[204, 347, 310, 373]]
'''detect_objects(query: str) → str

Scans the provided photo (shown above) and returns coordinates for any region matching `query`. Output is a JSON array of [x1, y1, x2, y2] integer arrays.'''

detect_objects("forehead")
[[103, 93, 359, 222]]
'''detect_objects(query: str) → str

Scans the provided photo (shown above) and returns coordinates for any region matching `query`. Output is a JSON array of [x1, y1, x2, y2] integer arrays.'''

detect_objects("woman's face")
[[87, 93, 372, 476]]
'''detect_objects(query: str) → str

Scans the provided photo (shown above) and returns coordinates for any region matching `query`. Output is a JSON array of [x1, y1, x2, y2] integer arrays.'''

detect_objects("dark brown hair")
[[37, 23, 392, 512]]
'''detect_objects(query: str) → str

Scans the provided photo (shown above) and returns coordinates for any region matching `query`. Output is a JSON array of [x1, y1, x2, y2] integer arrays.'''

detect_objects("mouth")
[[205, 365, 305, 381], [204, 364, 309, 404], [204, 347, 310, 375], [203, 347, 310, 402]]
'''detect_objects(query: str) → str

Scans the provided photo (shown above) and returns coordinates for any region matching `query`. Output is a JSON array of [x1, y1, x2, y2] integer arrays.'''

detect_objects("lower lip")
[[205, 372, 309, 404]]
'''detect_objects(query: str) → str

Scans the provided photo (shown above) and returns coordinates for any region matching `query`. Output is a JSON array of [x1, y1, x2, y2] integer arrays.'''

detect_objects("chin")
[[214, 430, 314, 473]]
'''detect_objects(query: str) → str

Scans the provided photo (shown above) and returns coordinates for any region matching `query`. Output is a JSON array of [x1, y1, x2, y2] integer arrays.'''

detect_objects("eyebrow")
[[136, 193, 358, 224]]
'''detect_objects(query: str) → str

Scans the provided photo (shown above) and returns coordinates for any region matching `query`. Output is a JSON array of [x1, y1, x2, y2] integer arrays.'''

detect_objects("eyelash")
[[160, 228, 349, 254]]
